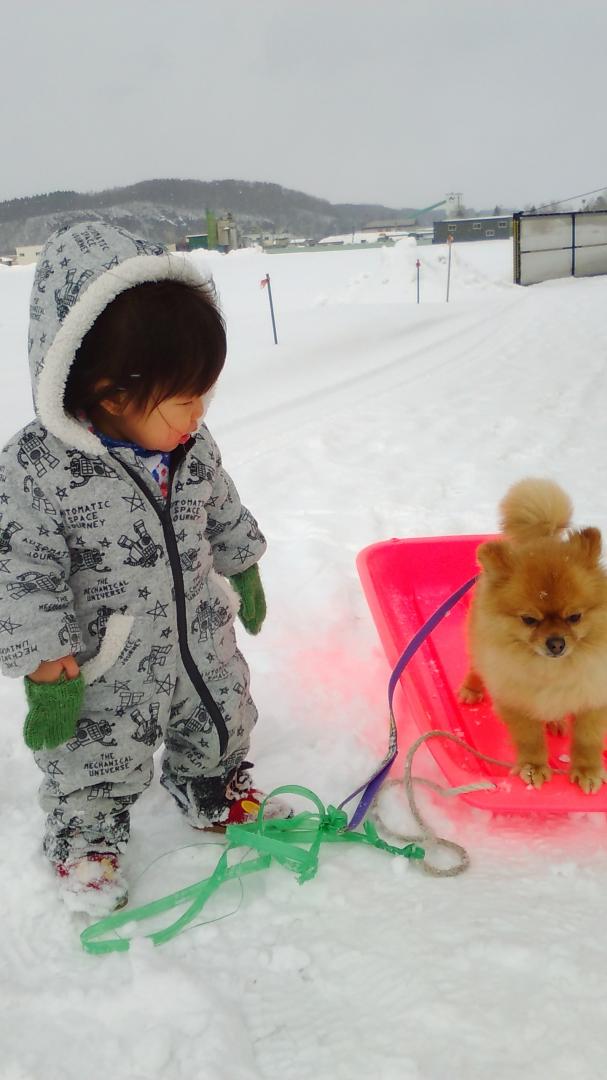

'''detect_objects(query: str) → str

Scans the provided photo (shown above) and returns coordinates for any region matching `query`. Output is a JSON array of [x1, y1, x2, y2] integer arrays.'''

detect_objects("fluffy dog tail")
[[499, 478, 572, 543]]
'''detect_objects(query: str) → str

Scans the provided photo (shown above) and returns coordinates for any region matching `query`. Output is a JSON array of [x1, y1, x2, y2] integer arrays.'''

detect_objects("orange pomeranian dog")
[[459, 478, 607, 792]]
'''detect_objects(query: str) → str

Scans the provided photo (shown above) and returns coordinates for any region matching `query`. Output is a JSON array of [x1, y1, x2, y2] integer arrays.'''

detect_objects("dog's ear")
[[477, 540, 513, 581], [569, 527, 602, 566]]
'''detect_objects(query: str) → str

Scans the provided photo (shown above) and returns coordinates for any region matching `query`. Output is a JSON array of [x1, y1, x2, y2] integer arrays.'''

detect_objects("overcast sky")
[[2, 0, 606, 211]]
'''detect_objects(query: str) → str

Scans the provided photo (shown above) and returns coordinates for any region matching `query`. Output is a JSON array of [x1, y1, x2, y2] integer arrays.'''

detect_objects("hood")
[[28, 220, 209, 454]]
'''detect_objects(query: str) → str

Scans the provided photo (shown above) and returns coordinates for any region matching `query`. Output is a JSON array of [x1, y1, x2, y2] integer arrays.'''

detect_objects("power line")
[[536, 185, 607, 211]]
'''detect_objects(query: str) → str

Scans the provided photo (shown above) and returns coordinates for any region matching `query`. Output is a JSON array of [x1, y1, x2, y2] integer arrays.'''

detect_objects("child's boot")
[[174, 761, 293, 832], [56, 852, 128, 915]]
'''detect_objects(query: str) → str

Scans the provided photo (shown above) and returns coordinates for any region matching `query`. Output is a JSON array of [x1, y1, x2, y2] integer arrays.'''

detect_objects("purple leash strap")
[[340, 574, 478, 830]]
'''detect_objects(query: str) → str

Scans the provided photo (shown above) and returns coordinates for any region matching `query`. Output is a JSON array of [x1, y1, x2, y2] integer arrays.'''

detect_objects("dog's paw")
[[458, 683, 484, 705], [547, 719, 567, 737], [513, 761, 552, 788], [569, 766, 606, 794]]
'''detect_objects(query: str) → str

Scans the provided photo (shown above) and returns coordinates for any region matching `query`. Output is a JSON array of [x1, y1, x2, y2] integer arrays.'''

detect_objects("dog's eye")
[[566, 613, 582, 624], [521, 615, 540, 626]]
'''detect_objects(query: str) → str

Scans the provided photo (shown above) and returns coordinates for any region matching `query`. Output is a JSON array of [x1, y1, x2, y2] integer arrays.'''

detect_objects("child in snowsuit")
[[0, 220, 270, 912]]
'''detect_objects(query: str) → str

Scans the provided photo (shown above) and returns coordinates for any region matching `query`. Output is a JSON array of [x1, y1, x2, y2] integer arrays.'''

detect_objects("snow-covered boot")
[[56, 852, 128, 915]]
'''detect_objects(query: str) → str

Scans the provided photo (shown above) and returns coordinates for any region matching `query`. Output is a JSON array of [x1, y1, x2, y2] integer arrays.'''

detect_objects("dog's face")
[[477, 527, 607, 661]]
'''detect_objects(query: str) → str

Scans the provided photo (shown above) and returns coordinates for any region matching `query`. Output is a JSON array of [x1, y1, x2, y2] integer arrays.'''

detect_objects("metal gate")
[[513, 210, 607, 285]]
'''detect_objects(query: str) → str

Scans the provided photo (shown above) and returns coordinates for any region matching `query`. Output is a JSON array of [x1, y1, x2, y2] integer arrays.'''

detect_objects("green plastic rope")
[[81, 785, 424, 955]]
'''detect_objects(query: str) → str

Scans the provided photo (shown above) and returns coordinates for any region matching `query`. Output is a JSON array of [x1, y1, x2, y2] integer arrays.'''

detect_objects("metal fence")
[[513, 210, 607, 286]]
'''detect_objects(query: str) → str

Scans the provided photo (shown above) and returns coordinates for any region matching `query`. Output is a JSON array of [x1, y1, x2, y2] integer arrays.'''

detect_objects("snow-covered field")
[[3, 237, 607, 1079]]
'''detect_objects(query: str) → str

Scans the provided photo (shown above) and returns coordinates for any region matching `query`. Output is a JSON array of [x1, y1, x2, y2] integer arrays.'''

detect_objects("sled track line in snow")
[[225, 295, 523, 464]]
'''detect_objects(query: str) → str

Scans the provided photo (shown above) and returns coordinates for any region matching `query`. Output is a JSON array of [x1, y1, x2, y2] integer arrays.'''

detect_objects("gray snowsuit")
[[0, 221, 266, 863]]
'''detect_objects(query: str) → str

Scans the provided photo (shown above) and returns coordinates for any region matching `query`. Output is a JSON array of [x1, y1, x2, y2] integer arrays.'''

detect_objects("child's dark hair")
[[65, 280, 226, 416]]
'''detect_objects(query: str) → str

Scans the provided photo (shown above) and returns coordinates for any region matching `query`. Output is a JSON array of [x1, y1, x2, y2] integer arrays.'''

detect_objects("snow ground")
[[2, 237, 607, 1079]]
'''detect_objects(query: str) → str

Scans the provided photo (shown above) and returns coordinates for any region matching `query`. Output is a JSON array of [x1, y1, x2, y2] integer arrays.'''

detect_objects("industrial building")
[[433, 216, 512, 244]]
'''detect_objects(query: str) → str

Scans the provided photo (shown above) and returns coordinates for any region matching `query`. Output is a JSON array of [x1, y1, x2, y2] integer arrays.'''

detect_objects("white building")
[[15, 244, 43, 265]]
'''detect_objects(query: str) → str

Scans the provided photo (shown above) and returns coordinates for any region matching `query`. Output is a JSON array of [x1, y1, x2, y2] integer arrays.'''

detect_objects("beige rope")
[[373, 721, 568, 877]]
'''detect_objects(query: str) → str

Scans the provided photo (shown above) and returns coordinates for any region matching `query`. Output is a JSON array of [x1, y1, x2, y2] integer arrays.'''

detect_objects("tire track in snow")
[[221, 295, 524, 467]]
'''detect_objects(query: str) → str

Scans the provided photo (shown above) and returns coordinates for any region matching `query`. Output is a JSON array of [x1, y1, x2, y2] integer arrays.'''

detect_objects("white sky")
[[2, 0, 606, 210]]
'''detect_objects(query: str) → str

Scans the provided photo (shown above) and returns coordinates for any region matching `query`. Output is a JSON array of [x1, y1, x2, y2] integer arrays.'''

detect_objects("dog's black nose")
[[546, 636, 566, 656]]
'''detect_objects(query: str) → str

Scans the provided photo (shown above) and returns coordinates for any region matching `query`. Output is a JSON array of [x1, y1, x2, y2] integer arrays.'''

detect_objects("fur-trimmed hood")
[[28, 220, 209, 455]]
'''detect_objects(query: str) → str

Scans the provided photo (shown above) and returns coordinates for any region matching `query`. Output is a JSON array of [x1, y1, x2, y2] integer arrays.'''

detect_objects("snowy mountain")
[[0, 178, 418, 251]]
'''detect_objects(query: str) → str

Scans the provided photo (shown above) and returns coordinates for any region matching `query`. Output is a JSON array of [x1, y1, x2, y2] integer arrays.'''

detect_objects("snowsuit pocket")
[[80, 613, 135, 685]]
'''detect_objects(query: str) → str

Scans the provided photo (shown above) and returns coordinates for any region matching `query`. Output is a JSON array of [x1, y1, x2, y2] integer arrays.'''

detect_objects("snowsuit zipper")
[[110, 443, 229, 755]]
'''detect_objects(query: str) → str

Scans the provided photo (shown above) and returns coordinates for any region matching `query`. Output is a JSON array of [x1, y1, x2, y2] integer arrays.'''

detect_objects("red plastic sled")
[[357, 535, 607, 812]]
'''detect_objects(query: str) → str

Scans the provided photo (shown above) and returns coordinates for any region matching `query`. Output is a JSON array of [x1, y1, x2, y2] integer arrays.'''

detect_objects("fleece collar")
[[29, 221, 212, 456]]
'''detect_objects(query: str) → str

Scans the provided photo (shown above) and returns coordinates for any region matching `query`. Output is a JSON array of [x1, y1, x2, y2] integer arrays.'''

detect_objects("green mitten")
[[23, 673, 85, 751], [230, 564, 267, 635]]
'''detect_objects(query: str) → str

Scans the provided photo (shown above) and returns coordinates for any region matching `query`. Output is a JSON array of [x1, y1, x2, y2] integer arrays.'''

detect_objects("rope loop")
[[81, 784, 424, 954]]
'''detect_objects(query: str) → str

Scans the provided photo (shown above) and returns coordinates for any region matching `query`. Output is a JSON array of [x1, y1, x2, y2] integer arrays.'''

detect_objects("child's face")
[[100, 391, 206, 452]]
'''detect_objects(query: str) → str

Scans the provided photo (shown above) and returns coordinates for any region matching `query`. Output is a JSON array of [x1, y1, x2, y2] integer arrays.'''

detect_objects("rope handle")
[[381, 723, 572, 877], [81, 785, 424, 955]]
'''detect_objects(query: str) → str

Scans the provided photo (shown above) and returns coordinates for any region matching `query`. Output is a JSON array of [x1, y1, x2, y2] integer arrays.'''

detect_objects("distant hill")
[[0, 178, 429, 253]]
